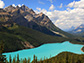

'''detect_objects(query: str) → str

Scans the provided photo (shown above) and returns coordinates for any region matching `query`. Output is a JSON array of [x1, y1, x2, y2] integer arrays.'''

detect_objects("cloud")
[[47, 0, 56, 3], [59, 3, 63, 8], [22, 4, 25, 6], [35, 7, 47, 14], [36, 7, 41, 11], [0, 0, 5, 8], [35, 0, 84, 30], [48, 0, 53, 3], [49, 4, 55, 10], [38, 0, 45, 4], [67, 8, 71, 11], [67, 0, 84, 8], [67, 1, 75, 8]]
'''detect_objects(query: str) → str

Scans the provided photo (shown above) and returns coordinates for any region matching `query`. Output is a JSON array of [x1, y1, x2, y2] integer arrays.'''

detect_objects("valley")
[[0, 4, 84, 63], [0, 5, 84, 53]]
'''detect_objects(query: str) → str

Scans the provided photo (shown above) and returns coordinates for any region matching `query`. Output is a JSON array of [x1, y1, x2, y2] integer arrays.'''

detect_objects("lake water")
[[3, 41, 84, 61]]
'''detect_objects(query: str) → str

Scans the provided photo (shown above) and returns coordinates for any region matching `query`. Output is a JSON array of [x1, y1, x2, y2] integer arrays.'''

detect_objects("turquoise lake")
[[3, 41, 84, 61]]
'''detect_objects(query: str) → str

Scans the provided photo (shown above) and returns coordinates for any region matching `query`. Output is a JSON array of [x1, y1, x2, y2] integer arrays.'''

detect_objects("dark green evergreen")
[[2, 52, 84, 63], [0, 41, 6, 63], [9, 55, 12, 63]]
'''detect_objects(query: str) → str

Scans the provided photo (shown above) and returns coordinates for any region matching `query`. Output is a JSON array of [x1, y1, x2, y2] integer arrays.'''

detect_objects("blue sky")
[[0, 0, 84, 30], [1, 0, 79, 10]]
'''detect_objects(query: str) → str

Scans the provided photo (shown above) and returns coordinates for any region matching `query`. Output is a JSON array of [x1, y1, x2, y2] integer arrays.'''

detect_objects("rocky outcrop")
[[21, 42, 34, 49], [81, 46, 84, 52]]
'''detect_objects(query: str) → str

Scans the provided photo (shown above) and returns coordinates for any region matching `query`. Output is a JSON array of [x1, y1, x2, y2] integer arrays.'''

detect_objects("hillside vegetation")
[[0, 24, 68, 52], [0, 22, 84, 52], [40, 52, 84, 63]]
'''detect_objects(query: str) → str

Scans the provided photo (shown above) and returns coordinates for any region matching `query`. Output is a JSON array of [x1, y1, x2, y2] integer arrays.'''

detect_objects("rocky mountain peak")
[[20, 5, 29, 11], [75, 24, 84, 30], [39, 12, 44, 16], [35, 12, 44, 18], [28, 9, 35, 15], [0, 9, 6, 12], [80, 24, 84, 27], [4, 5, 16, 12], [69, 24, 84, 33], [16, 5, 20, 9], [7, 5, 16, 8]]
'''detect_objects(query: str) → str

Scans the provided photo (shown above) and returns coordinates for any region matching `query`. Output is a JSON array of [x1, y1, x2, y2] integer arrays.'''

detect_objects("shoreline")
[[81, 47, 84, 52], [4, 41, 84, 53]]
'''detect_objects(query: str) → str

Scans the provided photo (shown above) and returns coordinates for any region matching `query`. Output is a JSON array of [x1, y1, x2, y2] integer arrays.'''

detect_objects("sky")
[[0, 0, 84, 31]]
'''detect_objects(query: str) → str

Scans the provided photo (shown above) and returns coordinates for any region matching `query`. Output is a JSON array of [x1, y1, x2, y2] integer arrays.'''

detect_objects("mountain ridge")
[[68, 24, 84, 34], [3, 5, 73, 38]]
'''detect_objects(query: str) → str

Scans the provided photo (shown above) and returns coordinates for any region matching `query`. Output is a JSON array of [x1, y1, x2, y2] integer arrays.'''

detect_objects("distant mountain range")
[[68, 24, 84, 34], [0, 5, 84, 52], [64, 26, 75, 32]]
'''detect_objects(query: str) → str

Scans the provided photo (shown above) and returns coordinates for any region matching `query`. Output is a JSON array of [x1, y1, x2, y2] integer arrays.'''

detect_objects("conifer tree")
[[0, 41, 6, 63], [39, 58, 42, 63], [17, 54, 19, 63], [24, 58, 27, 63], [28, 57, 31, 63], [31, 55, 38, 63], [9, 55, 12, 63], [13, 57, 16, 63], [35, 56, 37, 63], [43, 56, 46, 63], [34, 55, 35, 63]]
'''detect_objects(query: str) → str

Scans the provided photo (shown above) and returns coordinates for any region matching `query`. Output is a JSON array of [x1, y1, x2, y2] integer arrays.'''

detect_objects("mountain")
[[0, 5, 84, 52], [0, 8, 65, 52], [67, 24, 84, 38], [4, 5, 73, 38], [72, 24, 84, 33], [64, 26, 75, 32]]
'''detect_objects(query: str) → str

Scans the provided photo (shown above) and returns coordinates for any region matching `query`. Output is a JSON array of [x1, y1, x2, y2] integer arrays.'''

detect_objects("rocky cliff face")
[[1, 5, 73, 37], [4, 5, 59, 31]]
